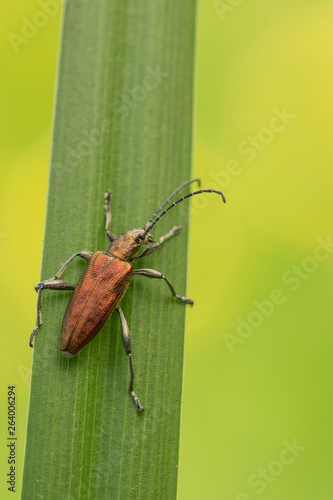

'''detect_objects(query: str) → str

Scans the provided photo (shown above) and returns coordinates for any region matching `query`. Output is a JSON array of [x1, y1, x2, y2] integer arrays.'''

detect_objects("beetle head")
[[109, 229, 153, 260], [108, 180, 225, 261], [131, 229, 154, 245]]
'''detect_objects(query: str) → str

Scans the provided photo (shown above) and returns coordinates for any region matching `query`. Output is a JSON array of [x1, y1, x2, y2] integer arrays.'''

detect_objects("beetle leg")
[[104, 190, 115, 243], [30, 280, 75, 347], [34, 252, 92, 290], [133, 268, 194, 305], [31, 252, 92, 346], [133, 225, 182, 261], [116, 307, 145, 413], [49, 251, 93, 280]]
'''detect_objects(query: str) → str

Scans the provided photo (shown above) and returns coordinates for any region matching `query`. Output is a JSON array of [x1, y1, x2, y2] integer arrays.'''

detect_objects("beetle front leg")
[[116, 307, 145, 413], [133, 269, 194, 305], [104, 190, 115, 244], [30, 280, 76, 347], [133, 225, 182, 261]]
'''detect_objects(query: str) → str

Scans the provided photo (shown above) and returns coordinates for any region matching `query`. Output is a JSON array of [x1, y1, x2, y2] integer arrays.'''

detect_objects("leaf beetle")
[[30, 179, 226, 412]]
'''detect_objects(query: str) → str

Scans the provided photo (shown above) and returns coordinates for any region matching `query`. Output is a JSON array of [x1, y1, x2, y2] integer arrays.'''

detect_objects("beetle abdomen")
[[60, 251, 132, 356]]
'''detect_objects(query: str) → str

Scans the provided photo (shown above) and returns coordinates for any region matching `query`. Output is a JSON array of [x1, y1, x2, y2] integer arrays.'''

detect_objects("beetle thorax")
[[108, 229, 153, 261]]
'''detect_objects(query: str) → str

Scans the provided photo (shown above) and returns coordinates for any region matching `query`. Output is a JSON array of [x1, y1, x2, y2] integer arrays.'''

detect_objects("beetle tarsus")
[[29, 326, 39, 347], [175, 295, 194, 306], [131, 391, 146, 413], [35, 278, 57, 291], [104, 190, 116, 243]]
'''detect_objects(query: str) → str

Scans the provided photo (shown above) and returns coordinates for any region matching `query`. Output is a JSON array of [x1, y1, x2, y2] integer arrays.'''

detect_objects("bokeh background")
[[1, 1, 333, 499]]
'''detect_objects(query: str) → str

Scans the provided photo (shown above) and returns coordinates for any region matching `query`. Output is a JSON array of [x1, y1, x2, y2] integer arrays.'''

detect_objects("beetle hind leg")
[[30, 251, 92, 346], [116, 307, 145, 413], [30, 280, 75, 347]]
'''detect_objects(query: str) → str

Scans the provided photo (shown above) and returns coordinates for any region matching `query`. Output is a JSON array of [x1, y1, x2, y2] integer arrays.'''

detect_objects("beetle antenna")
[[142, 178, 201, 231], [144, 189, 226, 233]]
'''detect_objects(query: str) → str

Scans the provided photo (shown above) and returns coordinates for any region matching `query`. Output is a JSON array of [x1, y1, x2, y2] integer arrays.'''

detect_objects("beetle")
[[30, 179, 226, 412]]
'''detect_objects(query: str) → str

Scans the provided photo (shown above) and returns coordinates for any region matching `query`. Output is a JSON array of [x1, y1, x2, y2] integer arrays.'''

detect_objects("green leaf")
[[22, 1, 196, 499]]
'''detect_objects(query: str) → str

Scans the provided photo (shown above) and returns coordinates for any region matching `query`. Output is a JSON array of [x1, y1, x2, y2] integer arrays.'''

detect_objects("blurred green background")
[[1, 1, 333, 499]]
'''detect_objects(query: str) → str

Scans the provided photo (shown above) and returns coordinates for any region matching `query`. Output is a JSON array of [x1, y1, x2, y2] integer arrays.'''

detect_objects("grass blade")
[[22, 1, 196, 498]]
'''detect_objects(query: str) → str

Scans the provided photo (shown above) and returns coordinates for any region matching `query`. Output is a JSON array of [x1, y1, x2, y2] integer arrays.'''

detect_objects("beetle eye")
[[138, 232, 145, 240]]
